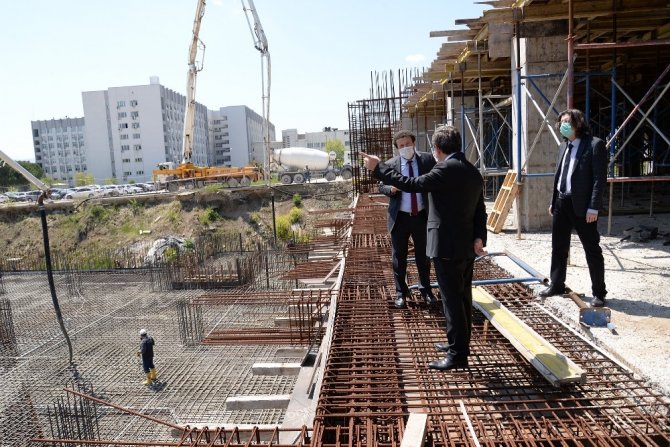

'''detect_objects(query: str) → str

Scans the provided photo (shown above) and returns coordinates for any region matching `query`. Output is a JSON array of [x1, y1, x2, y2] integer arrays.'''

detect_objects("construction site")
[[2, 0, 670, 446]]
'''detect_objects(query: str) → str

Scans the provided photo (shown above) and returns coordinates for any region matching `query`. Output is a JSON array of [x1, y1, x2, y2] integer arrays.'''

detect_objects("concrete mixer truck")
[[272, 147, 353, 184]]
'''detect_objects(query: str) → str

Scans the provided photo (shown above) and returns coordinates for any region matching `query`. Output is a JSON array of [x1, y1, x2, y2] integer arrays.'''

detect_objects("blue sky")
[[1, 0, 487, 162]]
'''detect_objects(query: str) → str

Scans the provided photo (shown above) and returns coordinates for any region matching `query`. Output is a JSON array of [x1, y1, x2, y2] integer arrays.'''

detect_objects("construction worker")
[[136, 329, 157, 385]]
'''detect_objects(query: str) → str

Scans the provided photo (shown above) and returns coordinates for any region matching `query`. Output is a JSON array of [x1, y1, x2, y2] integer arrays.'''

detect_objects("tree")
[[0, 160, 44, 187], [74, 172, 94, 186], [325, 139, 346, 166]]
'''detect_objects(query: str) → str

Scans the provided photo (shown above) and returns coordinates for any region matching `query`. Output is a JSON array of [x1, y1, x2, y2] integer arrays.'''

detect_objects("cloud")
[[212, 0, 223, 6], [405, 54, 426, 64]]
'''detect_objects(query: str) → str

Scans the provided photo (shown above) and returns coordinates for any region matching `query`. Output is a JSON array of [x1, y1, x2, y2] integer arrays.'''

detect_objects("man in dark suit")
[[362, 125, 487, 371], [378, 130, 437, 308], [539, 109, 608, 307]]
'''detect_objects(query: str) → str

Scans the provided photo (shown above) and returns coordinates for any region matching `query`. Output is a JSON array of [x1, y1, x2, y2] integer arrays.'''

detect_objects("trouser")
[[142, 357, 155, 374], [391, 210, 431, 296], [550, 196, 607, 297], [432, 257, 474, 359]]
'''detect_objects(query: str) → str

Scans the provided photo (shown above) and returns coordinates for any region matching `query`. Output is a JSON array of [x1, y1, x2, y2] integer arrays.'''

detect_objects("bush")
[[89, 205, 109, 222], [275, 215, 292, 241], [198, 207, 220, 225], [128, 198, 143, 215], [167, 201, 182, 225], [288, 207, 304, 224], [249, 212, 261, 224], [292, 194, 302, 207]]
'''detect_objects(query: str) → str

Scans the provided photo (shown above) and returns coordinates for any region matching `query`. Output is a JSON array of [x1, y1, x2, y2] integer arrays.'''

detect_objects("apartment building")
[[82, 77, 209, 184], [281, 127, 350, 150], [209, 105, 276, 167], [31, 117, 86, 185]]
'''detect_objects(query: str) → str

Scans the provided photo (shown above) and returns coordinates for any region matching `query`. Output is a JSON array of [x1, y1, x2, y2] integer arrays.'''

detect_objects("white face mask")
[[399, 146, 415, 160]]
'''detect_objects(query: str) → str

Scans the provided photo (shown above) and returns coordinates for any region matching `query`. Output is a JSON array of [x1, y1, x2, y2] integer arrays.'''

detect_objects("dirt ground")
[[488, 210, 670, 397]]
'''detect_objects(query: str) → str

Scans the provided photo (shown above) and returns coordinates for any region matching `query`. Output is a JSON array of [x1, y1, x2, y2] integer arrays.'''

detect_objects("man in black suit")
[[539, 109, 608, 307], [362, 125, 487, 371], [378, 130, 437, 308]]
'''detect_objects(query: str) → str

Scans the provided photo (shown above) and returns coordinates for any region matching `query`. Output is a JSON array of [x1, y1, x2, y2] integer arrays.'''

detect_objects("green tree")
[[0, 160, 44, 187], [325, 139, 346, 166], [74, 172, 94, 186]]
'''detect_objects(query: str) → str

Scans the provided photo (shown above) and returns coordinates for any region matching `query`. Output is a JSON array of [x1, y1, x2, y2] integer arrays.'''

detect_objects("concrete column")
[[512, 35, 567, 231]]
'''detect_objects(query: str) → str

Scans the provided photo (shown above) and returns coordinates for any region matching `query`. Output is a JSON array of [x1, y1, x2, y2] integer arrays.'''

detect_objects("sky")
[[0, 0, 487, 162]]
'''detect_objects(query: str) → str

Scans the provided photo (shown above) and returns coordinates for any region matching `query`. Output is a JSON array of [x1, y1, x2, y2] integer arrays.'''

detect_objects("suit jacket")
[[378, 151, 436, 233], [375, 151, 487, 260], [551, 135, 608, 217]]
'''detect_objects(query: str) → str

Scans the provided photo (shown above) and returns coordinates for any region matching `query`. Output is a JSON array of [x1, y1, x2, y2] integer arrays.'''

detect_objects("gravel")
[[486, 211, 670, 397]]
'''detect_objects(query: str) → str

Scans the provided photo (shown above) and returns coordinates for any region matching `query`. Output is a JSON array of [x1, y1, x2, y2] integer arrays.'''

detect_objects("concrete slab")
[[225, 395, 291, 411], [252, 362, 301, 376]]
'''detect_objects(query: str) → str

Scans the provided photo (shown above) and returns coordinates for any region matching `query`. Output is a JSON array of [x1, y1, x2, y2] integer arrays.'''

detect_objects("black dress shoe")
[[592, 296, 606, 307], [428, 356, 469, 371], [539, 285, 566, 297], [434, 343, 449, 352], [394, 295, 406, 309], [422, 292, 437, 305]]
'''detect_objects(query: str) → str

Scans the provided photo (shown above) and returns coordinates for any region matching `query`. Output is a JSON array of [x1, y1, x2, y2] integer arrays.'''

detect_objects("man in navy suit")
[[539, 109, 608, 307], [363, 125, 487, 371], [378, 130, 437, 309]]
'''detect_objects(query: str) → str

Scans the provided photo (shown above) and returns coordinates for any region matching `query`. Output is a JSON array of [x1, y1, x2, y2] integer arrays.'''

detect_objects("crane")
[[181, 0, 207, 164], [241, 0, 271, 182]]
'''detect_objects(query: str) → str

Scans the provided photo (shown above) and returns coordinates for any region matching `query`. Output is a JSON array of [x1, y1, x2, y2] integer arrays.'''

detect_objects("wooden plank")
[[472, 287, 586, 387], [486, 170, 519, 233], [400, 413, 428, 447]]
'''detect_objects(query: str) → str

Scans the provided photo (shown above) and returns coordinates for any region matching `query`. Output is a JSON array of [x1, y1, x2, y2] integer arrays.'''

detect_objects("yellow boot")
[[143, 372, 153, 385], [149, 368, 157, 380]]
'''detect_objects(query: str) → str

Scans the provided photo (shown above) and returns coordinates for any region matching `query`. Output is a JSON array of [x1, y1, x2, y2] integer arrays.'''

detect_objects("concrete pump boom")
[[181, 0, 207, 164], [241, 0, 271, 182]]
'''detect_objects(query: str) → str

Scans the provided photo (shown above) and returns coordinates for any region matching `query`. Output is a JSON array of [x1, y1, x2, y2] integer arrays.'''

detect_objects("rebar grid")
[[197, 289, 331, 346], [0, 271, 300, 445], [311, 193, 670, 447]]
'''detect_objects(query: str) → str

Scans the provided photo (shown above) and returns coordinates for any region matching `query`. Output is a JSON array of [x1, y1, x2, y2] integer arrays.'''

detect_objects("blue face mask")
[[560, 122, 574, 139]]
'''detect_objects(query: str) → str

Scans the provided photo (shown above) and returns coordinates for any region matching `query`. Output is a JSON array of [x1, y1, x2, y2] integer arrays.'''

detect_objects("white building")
[[82, 78, 209, 184], [31, 117, 86, 185], [209, 105, 275, 168], [281, 127, 350, 150]]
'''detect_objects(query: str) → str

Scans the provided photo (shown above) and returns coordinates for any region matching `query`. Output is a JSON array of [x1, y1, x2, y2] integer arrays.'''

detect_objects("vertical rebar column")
[[177, 298, 204, 345], [46, 381, 100, 443], [0, 298, 16, 349]]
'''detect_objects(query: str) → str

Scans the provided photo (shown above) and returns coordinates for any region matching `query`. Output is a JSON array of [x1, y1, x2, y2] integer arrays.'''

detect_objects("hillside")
[[0, 184, 353, 266]]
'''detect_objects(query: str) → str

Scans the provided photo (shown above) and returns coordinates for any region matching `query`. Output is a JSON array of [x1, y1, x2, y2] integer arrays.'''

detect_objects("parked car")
[[0, 194, 8, 203], [64, 186, 101, 200]]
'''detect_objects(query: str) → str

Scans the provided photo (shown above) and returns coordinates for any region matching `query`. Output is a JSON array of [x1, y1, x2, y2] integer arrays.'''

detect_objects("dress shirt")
[[399, 156, 425, 213]]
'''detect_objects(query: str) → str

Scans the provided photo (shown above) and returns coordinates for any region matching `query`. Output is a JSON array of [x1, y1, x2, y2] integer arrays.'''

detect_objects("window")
[[130, 99, 138, 107], [123, 171, 132, 176], [33, 129, 39, 137], [120, 134, 129, 140], [119, 123, 128, 129], [121, 145, 130, 151], [133, 133, 140, 139], [222, 156, 231, 162], [134, 144, 142, 150], [131, 122, 140, 129], [135, 157, 142, 162], [118, 112, 127, 119], [122, 158, 131, 163], [136, 170, 144, 175], [117, 100, 126, 108], [131, 111, 139, 119]]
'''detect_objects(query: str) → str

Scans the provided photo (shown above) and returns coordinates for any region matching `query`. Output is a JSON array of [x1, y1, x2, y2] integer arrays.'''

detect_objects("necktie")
[[559, 143, 573, 193], [408, 160, 418, 215]]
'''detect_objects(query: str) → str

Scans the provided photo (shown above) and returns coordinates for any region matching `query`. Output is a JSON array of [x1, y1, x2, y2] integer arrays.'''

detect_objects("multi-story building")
[[209, 105, 276, 168], [31, 117, 86, 185], [82, 77, 209, 184], [32, 79, 275, 184], [281, 127, 350, 150]]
